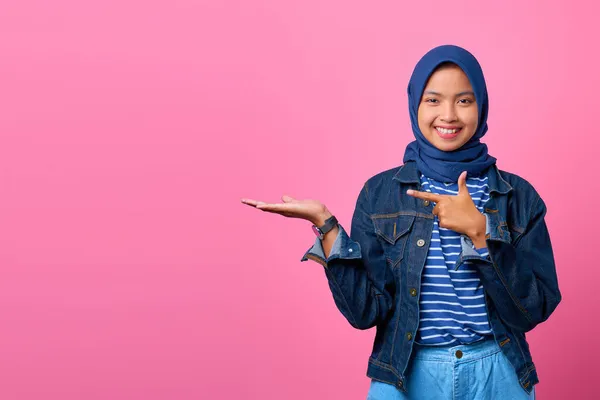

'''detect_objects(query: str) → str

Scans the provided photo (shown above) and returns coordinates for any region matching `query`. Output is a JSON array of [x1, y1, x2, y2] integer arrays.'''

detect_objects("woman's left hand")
[[406, 171, 487, 248]]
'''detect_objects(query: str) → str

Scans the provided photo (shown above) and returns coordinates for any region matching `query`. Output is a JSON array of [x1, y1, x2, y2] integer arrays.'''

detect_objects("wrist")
[[471, 233, 487, 249], [312, 209, 333, 227], [468, 213, 487, 248]]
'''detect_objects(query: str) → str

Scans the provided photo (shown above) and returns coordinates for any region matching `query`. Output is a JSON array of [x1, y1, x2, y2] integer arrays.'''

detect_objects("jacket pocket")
[[372, 214, 415, 268]]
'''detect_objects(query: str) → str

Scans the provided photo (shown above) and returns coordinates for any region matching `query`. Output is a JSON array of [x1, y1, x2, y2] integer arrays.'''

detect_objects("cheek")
[[461, 109, 478, 130], [417, 106, 435, 129]]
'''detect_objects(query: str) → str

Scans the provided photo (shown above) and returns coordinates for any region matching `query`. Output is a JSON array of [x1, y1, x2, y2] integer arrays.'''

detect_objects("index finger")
[[406, 190, 443, 203]]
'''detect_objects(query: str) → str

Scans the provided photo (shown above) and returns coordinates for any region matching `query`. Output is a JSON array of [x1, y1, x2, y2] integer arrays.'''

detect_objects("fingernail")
[[406, 190, 413, 195]]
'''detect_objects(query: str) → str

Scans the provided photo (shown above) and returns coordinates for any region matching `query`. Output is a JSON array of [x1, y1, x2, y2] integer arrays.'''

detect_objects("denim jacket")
[[300, 161, 561, 394]]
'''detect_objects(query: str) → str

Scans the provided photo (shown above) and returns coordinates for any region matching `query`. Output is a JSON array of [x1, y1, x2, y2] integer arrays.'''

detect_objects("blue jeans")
[[366, 337, 535, 400]]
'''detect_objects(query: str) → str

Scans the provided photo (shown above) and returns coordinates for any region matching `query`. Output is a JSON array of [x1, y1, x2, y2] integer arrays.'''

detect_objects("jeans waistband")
[[412, 336, 500, 363]]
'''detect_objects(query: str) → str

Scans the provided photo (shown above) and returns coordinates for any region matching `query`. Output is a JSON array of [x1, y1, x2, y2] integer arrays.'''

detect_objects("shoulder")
[[366, 165, 403, 184], [497, 168, 540, 195], [497, 168, 547, 213], [362, 164, 404, 196]]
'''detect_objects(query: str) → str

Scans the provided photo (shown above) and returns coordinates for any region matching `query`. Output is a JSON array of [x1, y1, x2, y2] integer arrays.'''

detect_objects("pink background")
[[0, 0, 597, 399]]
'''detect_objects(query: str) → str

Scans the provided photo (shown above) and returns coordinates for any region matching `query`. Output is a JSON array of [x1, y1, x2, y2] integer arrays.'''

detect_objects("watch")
[[312, 215, 338, 240]]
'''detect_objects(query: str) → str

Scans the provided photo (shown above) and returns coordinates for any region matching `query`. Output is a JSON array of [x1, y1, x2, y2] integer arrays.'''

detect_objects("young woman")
[[241, 45, 561, 399]]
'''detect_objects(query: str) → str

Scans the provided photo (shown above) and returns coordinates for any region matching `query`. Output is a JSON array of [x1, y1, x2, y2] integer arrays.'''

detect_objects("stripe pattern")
[[416, 174, 493, 346]]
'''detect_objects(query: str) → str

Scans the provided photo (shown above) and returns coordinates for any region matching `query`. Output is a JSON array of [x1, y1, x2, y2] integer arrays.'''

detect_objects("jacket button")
[[406, 332, 413, 340], [410, 288, 417, 297], [417, 239, 425, 247], [423, 200, 430, 207], [455, 350, 463, 359]]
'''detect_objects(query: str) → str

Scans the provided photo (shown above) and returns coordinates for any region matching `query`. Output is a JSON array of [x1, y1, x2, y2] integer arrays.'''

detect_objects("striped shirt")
[[416, 173, 493, 346]]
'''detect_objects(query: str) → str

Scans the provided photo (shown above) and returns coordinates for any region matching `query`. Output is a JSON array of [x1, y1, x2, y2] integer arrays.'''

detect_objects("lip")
[[434, 126, 462, 140]]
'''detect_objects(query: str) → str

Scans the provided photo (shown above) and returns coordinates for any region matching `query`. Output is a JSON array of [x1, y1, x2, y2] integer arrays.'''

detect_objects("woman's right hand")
[[240, 195, 332, 226]]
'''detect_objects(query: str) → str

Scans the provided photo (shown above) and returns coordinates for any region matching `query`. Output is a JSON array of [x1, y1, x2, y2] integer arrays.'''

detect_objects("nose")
[[440, 103, 458, 122]]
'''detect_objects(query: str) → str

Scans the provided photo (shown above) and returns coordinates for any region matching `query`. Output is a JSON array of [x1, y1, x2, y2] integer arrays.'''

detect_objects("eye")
[[424, 98, 439, 103], [458, 98, 474, 105]]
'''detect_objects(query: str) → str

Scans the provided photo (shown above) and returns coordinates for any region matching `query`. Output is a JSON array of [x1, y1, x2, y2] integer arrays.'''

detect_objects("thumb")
[[457, 171, 469, 196], [281, 195, 296, 203]]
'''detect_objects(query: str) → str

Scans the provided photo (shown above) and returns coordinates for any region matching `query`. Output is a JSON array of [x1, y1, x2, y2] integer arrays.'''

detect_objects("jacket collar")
[[392, 161, 512, 194]]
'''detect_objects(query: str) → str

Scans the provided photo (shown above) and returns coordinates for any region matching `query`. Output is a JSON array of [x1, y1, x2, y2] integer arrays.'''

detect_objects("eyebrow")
[[423, 90, 475, 97]]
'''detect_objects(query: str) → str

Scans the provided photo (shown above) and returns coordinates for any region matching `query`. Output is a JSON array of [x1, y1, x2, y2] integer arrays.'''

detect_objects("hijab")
[[403, 44, 496, 182]]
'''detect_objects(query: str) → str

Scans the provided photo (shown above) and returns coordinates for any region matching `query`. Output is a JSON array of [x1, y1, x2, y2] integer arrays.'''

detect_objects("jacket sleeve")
[[470, 196, 562, 332], [300, 182, 395, 330]]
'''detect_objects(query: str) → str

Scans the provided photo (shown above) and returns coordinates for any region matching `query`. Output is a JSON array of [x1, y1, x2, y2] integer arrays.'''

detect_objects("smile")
[[435, 126, 462, 139]]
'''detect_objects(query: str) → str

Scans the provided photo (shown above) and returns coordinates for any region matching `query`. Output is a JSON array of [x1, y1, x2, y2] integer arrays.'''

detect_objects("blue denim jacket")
[[300, 161, 561, 394]]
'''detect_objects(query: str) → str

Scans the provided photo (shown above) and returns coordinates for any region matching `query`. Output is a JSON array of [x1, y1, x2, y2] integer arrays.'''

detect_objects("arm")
[[301, 183, 395, 330], [470, 197, 562, 332]]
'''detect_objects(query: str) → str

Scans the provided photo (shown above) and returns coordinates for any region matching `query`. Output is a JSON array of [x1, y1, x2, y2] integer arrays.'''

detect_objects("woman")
[[241, 45, 560, 399]]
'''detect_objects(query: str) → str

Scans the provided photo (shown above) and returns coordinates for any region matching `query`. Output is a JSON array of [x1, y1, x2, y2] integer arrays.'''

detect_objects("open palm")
[[241, 195, 329, 225]]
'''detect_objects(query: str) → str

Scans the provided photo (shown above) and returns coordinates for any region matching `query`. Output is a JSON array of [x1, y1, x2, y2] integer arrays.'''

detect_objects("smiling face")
[[417, 63, 479, 152]]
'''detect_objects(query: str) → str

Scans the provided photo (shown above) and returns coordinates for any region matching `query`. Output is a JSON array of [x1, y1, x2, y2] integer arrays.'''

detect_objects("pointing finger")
[[406, 190, 443, 203]]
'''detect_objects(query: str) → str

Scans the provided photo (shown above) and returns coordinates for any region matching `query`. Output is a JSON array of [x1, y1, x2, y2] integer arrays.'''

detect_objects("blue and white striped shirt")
[[416, 174, 493, 346]]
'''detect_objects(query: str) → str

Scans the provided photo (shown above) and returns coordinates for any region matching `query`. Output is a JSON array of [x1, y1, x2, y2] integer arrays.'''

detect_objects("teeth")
[[436, 127, 459, 134]]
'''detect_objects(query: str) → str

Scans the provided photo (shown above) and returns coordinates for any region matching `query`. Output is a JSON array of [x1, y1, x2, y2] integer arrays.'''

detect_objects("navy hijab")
[[403, 45, 496, 183]]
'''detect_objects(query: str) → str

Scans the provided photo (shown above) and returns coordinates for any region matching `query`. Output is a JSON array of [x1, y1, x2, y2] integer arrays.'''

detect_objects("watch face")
[[312, 225, 323, 238]]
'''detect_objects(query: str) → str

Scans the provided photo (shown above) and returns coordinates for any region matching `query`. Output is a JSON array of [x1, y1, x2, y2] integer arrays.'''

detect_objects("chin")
[[425, 134, 465, 152], [433, 141, 462, 152], [438, 140, 465, 151]]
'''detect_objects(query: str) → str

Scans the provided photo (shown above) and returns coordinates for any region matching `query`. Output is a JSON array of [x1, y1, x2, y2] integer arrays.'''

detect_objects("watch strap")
[[317, 215, 338, 235]]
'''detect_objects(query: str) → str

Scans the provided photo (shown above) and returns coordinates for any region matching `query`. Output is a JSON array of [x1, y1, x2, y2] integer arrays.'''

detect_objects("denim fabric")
[[301, 161, 561, 395], [366, 337, 535, 399]]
